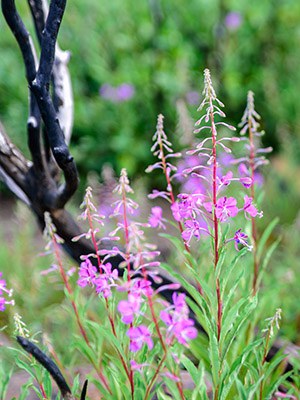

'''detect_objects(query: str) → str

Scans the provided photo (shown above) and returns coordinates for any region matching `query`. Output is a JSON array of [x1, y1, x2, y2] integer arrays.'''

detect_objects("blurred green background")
[[1, 0, 300, 182]]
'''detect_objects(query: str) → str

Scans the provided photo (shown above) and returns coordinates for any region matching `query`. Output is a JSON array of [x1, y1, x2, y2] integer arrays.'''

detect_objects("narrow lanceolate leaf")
[[257, 217, 279, 262], [220, 338, 263, 399], [215, 246, 226, 280], [220, 270, 244, 326], [221, 296, 258, 364], [180, 354, 200, 385], [263, 371, 293, 400], [220, 297, 249, 346], [220, 248, 248, 298], [257, 239, 280, 287], [191, 363, 210, 400], [235, 377, 248, 400]]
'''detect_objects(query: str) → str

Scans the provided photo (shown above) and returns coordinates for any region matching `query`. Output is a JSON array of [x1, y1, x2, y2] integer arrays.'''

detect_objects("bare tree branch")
[[17, 336, 78, 400]]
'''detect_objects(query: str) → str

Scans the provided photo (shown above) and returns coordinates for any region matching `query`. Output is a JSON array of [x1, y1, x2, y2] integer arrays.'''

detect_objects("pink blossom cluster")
[[0, 272, 14, 311], [160, 293, 198, 346], [77, 259, 118, 298], [168, 72, 264, 251], [77, 171, 198, 357]]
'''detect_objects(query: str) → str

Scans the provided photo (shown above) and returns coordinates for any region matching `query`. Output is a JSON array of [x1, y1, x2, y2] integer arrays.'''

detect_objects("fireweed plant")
[[0, 70, 297, 399]]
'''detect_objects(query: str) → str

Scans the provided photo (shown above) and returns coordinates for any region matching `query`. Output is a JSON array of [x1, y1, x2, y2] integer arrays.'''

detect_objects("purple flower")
[[239, 176, 253, 188], [225, 12, 242, 30], [116, 83, 135, 101], [0, 297, 6, 312], [186, 91, 200, 106], [220, 171, 233, 186], [233, 229, 252, 251], [118, 294, 142, 324], [77, 259, 97, 287], [171, 202, 181, 221], [160, 292, 197, 346], [127, 325, 153, 352], [274, 392, 297, 399], [0, 272, 14, 312], [99, 83, 135, 102], [130, 360, 150, 371], [0, 273, 7, 294], [182, 219, 202, 245], [215, 196, 239, 222], [149, 206, 166, 229], [99, 83, 115, 100], [172, 319, 198, 345], [163, 371, 181, 382], [131, 278, 153, 297], [172, 292, 187, 311], [243, 195, 262, 219]]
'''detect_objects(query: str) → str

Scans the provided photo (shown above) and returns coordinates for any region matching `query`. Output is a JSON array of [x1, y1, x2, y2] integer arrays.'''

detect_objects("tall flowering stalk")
[[111, 169, 184, 399], [146, 115, 187, 243], [44, 212, 110, 392], [146, 115, 205, 294], [239, 91, 272, 293], [259, 309, 282, 400], [82, 169, 196, 399], [189, 69, 237, 341], [173, 70, 263, 343]]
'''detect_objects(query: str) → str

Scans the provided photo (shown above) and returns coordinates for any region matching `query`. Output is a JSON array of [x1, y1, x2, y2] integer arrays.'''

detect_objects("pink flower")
[[220, 171, 233, 186], [243, 195, 262, 219], [173, 319, 198, 345], [0, 297, 6, 312], [160, 292, 197, 346], [163, 371, 181, 382], [131, 278, 153, 297], [274, 392, 297, 399], [182, 219, 202, 244], [215, 196, 239, 222], [225, 12, 242, 30], [239, 176, 253, 188], [127, 325, 153, 352], [149, 206, 166, 229], [172, 292, 187, 311], [130, 360, 150, 371], [94, 276, 115, 298], [77, 259, 97, 287], [233, 229, 252, 251], [118, 294, 142, 324], [0, 272, 14, 312], [171, 202, 181, 221]]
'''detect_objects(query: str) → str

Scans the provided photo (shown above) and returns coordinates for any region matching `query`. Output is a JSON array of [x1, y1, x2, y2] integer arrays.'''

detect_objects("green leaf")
[[220, 248, 248, 297], [257, 239, 280, 287], [220, 338, 262, 399], [180, 354, 199, 385], [220, 297, 249, 346], [191, 362, 209, 400], [159, 233, 185, 251], [15, 358, 37, 380], [215, 246, 226, 280], [221, 296, 258, 364], [263, 370, 293, 399], [235, 377, 248, 400], [257, 217, 279, 263], [221, 270, 244, 326]]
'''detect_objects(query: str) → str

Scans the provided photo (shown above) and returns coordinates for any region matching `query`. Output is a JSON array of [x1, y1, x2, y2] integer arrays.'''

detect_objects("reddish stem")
[[210, 108, 222, 342], [51, 236, 110, 392], [248, 119, 259, 294], [159, 138, 203, 296], [86, 207, 134, 396]]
